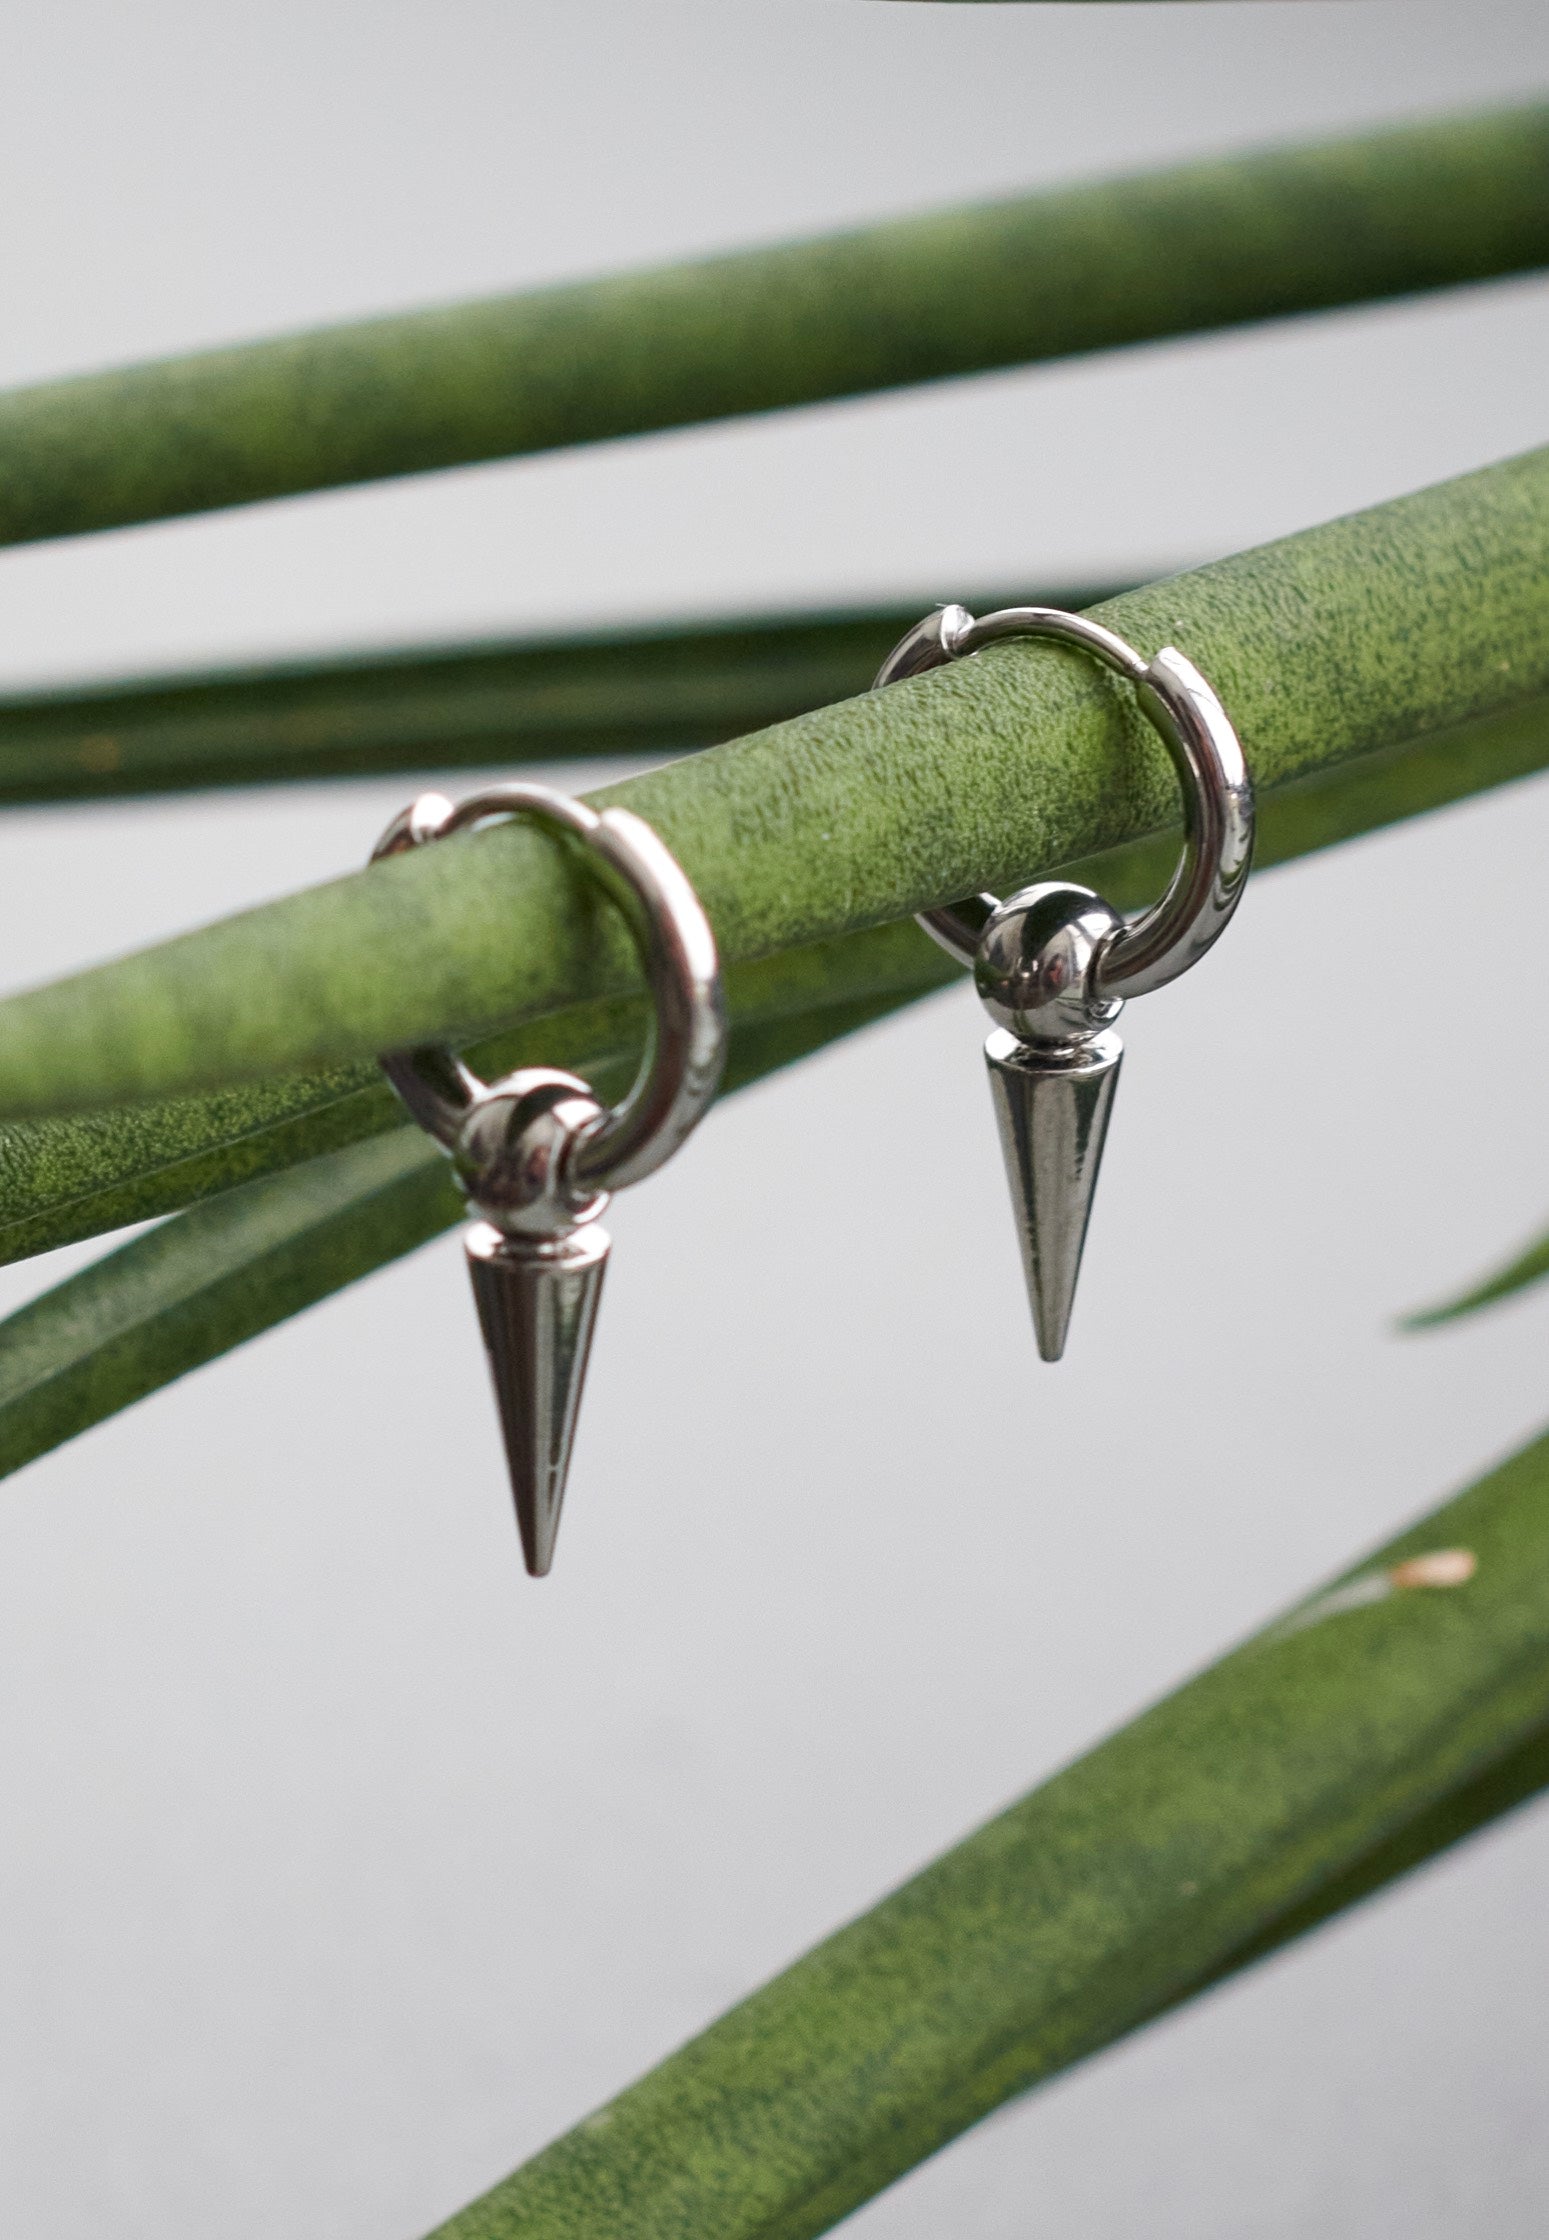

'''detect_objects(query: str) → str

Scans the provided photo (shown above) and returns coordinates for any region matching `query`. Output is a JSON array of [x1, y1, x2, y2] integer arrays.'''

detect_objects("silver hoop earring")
[[875, 606, 1254, 1361], [371, 785, 726, 1575]]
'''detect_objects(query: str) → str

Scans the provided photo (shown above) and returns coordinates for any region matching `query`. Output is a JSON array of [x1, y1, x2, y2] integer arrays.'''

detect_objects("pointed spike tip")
[[983, 1029, 1122, 1362], [464, 1220, 610, 1576]]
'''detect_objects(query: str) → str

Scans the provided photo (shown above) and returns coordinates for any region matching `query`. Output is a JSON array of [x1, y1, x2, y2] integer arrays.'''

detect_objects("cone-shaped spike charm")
[[883, 603, 1255, 1367], [370, 783, 727, 1579], [971, 881, 1129, 1362], [984, 1028, 1122, 1360], [465, 1219, 610, 1575]]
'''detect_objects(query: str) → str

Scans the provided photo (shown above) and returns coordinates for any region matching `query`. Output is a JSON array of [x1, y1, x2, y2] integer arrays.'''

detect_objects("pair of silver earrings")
[[370, 606, 1254, 1575]]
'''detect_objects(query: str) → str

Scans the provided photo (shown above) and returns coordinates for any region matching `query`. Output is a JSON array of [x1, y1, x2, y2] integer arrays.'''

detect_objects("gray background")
[[1, 5, 1548, 2235]]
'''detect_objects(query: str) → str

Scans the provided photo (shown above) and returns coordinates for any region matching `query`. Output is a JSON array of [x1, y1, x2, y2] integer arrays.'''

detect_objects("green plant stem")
[[1084, 688, 1549, 907], [0, 673, 1542, 1272], [423, 1430, 1549, 2240], [17, 676, 1545, 1457], [0, 989, 908, 1485], [1189, 1711, 1549, 1996], [1403, 1220, 1549, 1329], [8, 1005, 1549, 2240], [0, 1129, 455, 1486], [0, 922, 956, 1265], [0, 589, 1127, 802], [5, 908, 1543, 2240], [1, 790, 1545, 2232], [0, 444, 1544, 1117], [0, 105, 1545, 548]]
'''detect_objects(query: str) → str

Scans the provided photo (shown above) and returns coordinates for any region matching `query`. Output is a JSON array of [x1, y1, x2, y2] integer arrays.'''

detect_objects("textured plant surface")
[[0, 92, 1545, 2240], [0, 103, 1541, 546], [0, 444, 1546, 1115], [0, 589, 1127, 800], [1, 681, 1544, 1497], [426, 1436, 1549, 2240]]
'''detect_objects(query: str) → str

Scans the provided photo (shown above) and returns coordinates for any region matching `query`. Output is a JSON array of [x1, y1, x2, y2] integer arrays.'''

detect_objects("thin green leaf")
[[421, 1434, 1549, 2240], [0, 104, 1543, 547], [0, 445, 1543, 1116], [0, 587, 1126, 802], [1404, 1222, 1549, 1329]]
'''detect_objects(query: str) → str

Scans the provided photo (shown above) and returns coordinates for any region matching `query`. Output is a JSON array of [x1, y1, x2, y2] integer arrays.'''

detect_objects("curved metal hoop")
[[874, 605, 1255, 1002], [370, 783, 726, 1195]]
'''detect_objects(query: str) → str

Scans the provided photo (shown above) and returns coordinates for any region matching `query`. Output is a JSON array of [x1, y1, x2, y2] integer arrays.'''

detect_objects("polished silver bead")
[[973, 882, 1125, 1052], [453, 1067, 610, 1240]]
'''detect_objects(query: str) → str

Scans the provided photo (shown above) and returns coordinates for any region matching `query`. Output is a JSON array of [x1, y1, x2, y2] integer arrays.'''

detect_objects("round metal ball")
[[453, 1067, 610, 1239], [973, 882, 1125, 1049]]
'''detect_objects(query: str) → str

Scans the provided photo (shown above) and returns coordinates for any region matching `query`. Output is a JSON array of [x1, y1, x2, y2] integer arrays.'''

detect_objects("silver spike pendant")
[[984, 1027, 1121, 1362], [879, 602, 1256, 1363], [370, 782, 727, 1579], [465, 1218, 610, 1577], [451, 1066, 617, 1577], [972, 880, 1129, 1361]]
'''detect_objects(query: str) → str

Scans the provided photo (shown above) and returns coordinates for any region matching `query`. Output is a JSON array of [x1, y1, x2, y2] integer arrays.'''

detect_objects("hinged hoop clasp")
[[873, 604, 1255, 1002]]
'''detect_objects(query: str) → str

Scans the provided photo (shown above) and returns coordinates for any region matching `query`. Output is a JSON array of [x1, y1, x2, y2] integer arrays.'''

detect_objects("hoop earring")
[[875, 606, 1254, 1361], [371, 786, 726, 1575]]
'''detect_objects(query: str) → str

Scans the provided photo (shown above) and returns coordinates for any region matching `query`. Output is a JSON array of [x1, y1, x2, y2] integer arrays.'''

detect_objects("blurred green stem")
[[423, 1431, 1549, 2240], [0, 103, 1543, 547], [0, 588, 1125, 802], [1404, 1219, 1549, 1329]]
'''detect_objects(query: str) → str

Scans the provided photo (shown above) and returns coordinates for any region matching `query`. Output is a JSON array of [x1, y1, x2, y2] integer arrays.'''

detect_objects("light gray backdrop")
[[1, 6, 1548, 2236]]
